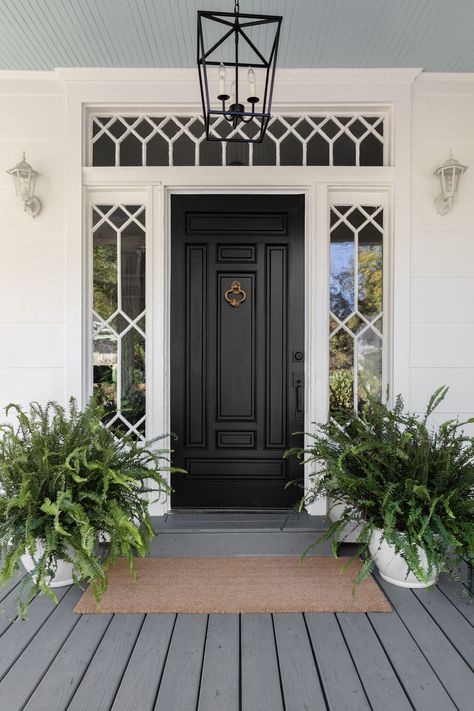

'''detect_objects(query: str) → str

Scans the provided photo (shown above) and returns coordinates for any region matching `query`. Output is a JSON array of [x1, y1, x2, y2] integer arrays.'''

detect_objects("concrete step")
[[148, 512, 335, 556]]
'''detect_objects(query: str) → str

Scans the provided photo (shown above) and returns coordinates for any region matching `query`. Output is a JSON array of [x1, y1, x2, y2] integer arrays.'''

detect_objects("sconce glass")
[[6, 152, 42, 218], [433, 151, 468, 215]]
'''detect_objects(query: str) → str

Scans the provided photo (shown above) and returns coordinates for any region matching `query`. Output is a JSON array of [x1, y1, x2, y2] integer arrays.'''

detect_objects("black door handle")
[[293, 373, 304, 414]]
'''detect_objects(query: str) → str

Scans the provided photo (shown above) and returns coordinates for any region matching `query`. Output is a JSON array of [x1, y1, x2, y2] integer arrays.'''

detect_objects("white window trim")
[[85, 108, 391, 168], [60, 68, 420, 515], [328, 190, 391, 407]]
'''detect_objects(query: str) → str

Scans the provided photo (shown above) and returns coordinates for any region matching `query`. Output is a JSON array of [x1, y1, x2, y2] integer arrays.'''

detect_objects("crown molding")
[[55, 67, 422, 84], [53, 66, 422, 108], [414, 71, 474, 95], [0, 70, 64, 95], [416, 71, 474, 82], [0, 70, 58, 80]]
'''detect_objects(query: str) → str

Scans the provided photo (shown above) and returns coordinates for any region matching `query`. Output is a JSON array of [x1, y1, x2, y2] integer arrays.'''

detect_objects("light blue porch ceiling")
[[0, 0, 473, 72]]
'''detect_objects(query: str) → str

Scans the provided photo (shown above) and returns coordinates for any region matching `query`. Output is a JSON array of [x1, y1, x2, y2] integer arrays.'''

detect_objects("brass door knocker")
[[224, 280, 247, 307]]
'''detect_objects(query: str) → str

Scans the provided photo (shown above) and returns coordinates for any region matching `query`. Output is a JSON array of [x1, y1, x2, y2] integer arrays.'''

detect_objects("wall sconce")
[[433, 151, 468, 215], [6, 152, 42, 218]]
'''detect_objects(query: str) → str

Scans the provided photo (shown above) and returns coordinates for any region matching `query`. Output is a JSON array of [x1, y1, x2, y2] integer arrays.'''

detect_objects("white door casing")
[[62, 68, 419, 515]]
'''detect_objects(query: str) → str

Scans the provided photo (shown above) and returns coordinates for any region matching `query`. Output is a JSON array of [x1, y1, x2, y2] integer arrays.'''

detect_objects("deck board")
[[0, 588, 67, 680], [241, 614, 284, 711], [111, 614, 176, 711], [437, 574, 474, 626], [459, 560, 473, 589], [337, 612, 412, 711], [22, 613, 113, 711], [304, 612, 370, 711], [413, 585, 474, 668], [197, 614, 240, 711], [153, 614, 208, 711], [0, 564, 473, 711], [0, 584, 28, 636], [368, 608, 457, 710], [0, 584, 68, 683], [0, 572, 24, 604], [378, 575, 474, 710], [273, 613, 327, 711], [0, 586, 82, 711], [67, 613, 145, 711]]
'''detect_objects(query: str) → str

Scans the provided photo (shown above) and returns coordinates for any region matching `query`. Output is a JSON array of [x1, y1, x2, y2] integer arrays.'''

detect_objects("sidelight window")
[[91, 203, 146, 439], [329, 203, 385, 416]]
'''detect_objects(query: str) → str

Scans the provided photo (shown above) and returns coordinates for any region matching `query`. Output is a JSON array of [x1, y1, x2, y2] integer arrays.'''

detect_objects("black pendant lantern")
[[197, 1, 282, 143]]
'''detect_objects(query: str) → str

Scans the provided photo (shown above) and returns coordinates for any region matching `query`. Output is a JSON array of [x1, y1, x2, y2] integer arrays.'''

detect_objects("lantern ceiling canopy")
[[197, 1, 282, 143]]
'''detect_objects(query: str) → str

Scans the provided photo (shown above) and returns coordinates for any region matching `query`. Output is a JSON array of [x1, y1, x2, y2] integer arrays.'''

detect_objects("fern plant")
[[285, 386, 474, 587], [0, 398, 180, 617]]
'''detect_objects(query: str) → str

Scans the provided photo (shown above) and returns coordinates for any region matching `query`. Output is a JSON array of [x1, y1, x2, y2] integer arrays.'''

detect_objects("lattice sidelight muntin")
[[329, 204, 384, 416], [90, 112, 387, 167], [91, 203, 146, 440]]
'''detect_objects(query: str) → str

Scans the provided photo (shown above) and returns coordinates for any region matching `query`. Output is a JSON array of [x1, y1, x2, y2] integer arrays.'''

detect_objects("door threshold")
[[169, 508, 295, 514], [164, 509, 310, 525]]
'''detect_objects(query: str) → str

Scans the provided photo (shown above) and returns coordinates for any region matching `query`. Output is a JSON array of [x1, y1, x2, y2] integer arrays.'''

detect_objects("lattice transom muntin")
[[90, 112, 387, 167], [92, 203, 146, 440], [329, 204, 384, 415]]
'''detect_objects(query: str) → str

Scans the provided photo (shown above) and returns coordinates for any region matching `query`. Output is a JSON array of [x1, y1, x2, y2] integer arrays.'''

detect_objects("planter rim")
[[369, 527, 438, 588]]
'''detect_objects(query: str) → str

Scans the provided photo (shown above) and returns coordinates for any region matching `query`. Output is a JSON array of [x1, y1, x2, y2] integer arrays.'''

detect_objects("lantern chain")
[[234, 1, 240, 13]]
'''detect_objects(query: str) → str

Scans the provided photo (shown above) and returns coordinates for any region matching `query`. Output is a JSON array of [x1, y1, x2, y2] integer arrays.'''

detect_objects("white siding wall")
[[0, 74, 66, 416], [1, 71, 474, 432], [411, 76, 474, 431]]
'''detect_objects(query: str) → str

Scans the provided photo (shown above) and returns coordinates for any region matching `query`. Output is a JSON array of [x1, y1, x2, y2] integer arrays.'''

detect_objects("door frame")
[[84, 174, 392, 516], [162, 181, 391, 516], [84, 175, 393, 516], [169, 193, 307, 509], [65, 68, 417, 516], [165, 183, 316, 512]]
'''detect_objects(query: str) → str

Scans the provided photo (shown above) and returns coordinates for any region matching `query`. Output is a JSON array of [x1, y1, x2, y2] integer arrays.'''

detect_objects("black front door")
[[171, 194, 305, 508]]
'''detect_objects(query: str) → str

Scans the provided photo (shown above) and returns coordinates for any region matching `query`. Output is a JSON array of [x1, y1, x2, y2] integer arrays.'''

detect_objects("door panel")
[[171, 195, 304, 508], [266, 245, 287, 448], [217, 272, 255, 420], [185, 244, 207, 448]]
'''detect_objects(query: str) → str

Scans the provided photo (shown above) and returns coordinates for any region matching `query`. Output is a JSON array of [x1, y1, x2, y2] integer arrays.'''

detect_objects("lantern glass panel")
[[442, 167, 458, 197], [452, 166, 463, 194], [17, 171, 28, 201], [10, 173, 20, 198], [19, 170, 35, 202], [444, 168, 453, 196]]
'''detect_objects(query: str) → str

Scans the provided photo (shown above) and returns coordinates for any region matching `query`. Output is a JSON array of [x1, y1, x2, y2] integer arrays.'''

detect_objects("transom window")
[[89, 112, 387, 167]]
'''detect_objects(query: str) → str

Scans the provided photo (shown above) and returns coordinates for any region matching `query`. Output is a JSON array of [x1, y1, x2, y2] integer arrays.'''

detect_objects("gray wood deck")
[[0, 555, 473, 709]]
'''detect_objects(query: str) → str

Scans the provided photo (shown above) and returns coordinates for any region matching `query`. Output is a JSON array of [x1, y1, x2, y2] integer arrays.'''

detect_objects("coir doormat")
[[74, 556, 391, 614]]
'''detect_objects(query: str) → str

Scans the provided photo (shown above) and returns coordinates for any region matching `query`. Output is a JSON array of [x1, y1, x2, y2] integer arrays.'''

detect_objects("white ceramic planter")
[[328, 499, 364, 542], [369, 527, 438, 588], [21, 540, 74, 588]]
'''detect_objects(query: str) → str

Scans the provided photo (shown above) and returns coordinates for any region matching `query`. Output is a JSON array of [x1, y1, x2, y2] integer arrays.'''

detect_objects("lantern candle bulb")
[[217, 63, 227, 99], [248, 67, 257, 99]]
